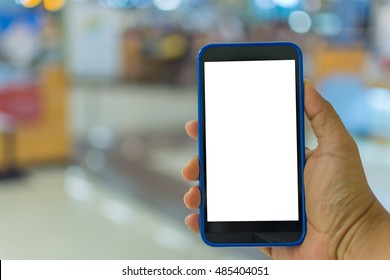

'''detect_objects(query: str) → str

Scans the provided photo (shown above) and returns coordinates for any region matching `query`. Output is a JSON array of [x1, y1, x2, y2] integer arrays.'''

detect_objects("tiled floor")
[[0, 84, 389, 259]]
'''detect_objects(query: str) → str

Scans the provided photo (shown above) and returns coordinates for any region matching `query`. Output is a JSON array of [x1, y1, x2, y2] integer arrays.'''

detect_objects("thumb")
[[304, 80, 352, 147]]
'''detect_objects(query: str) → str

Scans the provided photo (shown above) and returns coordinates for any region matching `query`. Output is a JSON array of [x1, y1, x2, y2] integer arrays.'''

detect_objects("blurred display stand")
[[121, 29, 191, 84], [0, 81, 40, 179], [0, 67, 70, 176], [0, 113, 23, 180], [0, 3, 69, 177]]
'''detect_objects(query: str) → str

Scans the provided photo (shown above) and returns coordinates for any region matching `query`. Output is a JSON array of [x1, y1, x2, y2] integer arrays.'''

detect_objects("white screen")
[[205, 60, 299, 222]]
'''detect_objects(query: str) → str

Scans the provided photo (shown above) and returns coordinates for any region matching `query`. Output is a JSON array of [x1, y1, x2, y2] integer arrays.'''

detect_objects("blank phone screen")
[[204, 60, 299, 222]]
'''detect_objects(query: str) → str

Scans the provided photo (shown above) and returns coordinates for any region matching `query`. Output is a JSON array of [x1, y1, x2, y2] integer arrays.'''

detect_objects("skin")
[[182, 81, 390, 259]]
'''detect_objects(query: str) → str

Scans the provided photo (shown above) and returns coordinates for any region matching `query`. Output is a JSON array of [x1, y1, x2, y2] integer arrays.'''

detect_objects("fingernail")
[[305, 79, 315, 89], [181, 165, 186, 177], [185, 120, 194, 129]]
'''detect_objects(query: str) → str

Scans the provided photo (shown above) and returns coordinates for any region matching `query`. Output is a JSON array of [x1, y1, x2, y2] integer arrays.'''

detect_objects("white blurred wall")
[[64, 1, 122, 80]]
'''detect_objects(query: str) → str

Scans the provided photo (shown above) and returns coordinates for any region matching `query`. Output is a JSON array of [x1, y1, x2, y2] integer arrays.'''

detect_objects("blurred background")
[[0, 0, 390, 259]]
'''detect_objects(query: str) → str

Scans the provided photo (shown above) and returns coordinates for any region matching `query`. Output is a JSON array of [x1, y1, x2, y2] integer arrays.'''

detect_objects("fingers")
[[184, 186, 201, 209], [304, 80, 352, 146], [183, 120, 200, 233], [183, 120, 199, 181], [185, 120, 198, 140], [185, 213, 200, 233], [181, 156, 199, 181]]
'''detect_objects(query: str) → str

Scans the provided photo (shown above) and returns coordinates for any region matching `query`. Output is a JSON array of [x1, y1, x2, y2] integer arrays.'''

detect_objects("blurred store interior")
[[1, 0, 390, 259]]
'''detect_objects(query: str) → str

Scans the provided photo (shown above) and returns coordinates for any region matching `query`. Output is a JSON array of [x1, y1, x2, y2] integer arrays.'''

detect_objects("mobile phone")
[[197, 42, 306, 246]]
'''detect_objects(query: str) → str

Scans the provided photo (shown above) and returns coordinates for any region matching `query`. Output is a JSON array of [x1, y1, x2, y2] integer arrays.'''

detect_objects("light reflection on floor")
[[0, 165, 261, 259]]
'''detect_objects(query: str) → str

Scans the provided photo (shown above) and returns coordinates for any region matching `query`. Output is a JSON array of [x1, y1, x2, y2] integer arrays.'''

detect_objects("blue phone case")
[[197, 42, 306, 247]]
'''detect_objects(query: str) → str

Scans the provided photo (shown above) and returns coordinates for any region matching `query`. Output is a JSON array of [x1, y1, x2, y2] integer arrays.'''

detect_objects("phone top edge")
[[198, 41, 302, 57]]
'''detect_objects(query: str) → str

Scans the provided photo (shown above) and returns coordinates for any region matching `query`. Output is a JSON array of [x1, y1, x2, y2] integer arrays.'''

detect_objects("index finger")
[[185, 120, 198, 140]]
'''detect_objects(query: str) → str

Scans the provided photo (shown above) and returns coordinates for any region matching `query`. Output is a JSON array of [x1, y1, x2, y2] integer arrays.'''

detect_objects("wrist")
[[337, 199, 390, 259]]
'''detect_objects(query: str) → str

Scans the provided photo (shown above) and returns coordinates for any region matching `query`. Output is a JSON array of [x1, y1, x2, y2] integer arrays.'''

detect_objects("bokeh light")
[[255, 0, 276, 10], [273, 0, 299, 8], [153, 0, 182, 11], [288, 10, 312, 33]]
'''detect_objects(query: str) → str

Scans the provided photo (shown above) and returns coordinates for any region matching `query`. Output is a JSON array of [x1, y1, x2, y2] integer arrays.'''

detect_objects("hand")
[[182, 81, 390, 259]]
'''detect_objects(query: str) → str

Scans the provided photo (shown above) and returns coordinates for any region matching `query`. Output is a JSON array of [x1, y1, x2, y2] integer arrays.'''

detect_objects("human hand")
[[182, 81, 390, 259]]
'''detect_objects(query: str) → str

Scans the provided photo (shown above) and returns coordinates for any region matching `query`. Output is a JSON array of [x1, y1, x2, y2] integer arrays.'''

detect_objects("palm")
[[268, 141, 373, 259]]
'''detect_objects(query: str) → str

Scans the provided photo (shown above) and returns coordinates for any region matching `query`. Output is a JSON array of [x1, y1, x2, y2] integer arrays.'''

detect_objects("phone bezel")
[[197, 42, 306, 247]]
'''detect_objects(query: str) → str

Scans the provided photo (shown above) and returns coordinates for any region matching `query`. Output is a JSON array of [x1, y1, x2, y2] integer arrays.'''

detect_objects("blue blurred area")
[[331, 0, 370, 44], [319, 75, 390, 140], [0, 2, 41, 31], [319, 75, 369, 135]]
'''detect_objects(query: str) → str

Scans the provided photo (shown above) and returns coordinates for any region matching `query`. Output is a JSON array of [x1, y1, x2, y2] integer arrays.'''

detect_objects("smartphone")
[[197, 42, 306, 246]]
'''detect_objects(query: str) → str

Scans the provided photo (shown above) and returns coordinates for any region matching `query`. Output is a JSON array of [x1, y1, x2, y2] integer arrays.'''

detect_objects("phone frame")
[[197, 42, 306, 247]]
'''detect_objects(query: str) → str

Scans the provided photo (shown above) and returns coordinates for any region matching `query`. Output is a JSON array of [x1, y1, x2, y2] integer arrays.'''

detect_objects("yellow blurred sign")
[[44, 0, 66, 11], [20, 0, 42, 8], [20, 0, 66, 11]]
